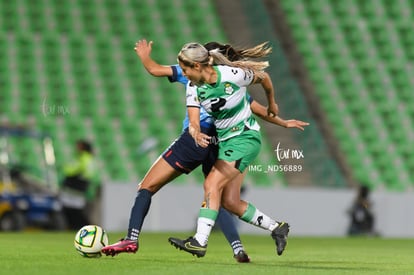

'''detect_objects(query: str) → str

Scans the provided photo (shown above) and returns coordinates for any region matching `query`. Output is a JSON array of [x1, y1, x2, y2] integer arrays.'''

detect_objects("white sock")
[[240, 203, 279, 231], [231, 240, 245, 255], [194, 217, 215, 246]]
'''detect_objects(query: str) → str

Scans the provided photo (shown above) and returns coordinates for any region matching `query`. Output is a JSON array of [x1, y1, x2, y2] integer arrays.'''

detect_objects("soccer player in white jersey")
[[169, 42, 307, 257]]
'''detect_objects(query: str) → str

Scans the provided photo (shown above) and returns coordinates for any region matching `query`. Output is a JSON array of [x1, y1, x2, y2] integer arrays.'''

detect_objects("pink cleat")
[[101, 238, 138, 257]]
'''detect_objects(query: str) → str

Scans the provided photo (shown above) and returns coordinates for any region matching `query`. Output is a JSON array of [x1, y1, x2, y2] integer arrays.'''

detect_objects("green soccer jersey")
[[186, 65, 260, 141]]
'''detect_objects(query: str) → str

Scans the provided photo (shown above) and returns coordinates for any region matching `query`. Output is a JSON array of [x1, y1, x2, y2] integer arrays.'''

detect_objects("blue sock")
[[127, 189, 152, 241], [216, 207, 244, 254]]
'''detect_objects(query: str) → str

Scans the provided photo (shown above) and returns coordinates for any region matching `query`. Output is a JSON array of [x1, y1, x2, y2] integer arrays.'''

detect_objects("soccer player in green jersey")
[[169, 42, 303, 257], [102, 40, 308, 262]]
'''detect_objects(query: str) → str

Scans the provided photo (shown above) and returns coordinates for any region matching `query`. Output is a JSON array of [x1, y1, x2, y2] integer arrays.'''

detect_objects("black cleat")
[[168, 236, 207, 258], [271, 222, 290, 256], [234, 250, 250, 263]]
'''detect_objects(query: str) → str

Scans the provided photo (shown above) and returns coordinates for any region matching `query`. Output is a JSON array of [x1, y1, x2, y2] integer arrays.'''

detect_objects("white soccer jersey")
[[186, 65, 260, 140]]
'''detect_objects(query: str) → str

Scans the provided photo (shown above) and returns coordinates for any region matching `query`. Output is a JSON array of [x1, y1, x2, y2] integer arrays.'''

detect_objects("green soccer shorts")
[[218, 129, 262, 172]]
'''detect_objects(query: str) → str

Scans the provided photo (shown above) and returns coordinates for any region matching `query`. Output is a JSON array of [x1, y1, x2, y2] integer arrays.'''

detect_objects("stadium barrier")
[[101, 182, 414, 237]]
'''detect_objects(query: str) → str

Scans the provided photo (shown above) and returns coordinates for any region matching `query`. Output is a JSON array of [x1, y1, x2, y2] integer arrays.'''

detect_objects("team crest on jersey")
[[224, 83, 234, 95]]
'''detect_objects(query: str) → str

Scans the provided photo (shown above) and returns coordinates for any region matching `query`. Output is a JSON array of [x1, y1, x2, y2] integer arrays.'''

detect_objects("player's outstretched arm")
[[250, 100, 309, 131], [134, 39, 173, 77]]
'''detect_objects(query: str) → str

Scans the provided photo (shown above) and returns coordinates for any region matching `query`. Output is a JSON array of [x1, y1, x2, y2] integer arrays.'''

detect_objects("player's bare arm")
[[134, 39, 173, 77], [252, 72, 279, 117], [250, 101, 309, 131]]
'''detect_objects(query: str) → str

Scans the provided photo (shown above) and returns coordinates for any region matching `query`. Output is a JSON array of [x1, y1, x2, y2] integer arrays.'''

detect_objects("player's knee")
[[203, 177, 222, 191], [138, 181, 160, 193]]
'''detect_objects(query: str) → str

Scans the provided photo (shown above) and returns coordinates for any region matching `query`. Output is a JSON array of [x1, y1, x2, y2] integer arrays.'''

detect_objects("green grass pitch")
[[1, 231, 413, 275]]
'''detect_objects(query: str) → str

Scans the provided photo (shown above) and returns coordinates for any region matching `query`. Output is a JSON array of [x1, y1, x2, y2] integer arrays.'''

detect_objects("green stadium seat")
[[0, 1, 20, 32], [0, 0, 296, 186], [281, 0, 414, 190]]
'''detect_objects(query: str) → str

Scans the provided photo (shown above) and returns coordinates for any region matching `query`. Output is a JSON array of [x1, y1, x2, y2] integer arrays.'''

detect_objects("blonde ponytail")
[[177, 41, 272, 79], [209, 49, 269, 79]]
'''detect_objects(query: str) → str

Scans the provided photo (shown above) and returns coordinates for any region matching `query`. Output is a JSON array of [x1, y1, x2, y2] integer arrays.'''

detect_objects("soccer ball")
[[74, 225, 109, 258]]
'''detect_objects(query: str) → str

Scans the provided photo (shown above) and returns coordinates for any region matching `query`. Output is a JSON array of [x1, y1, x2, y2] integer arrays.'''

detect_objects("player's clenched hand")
[[267, 102, 279, 117]]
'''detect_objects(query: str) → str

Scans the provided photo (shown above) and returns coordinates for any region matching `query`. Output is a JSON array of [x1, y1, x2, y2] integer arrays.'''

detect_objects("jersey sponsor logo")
[[210, 98, 226, 112], [199, 90, 206, 100], [202, 97, 227, 113], [224, 149, 234, 157]]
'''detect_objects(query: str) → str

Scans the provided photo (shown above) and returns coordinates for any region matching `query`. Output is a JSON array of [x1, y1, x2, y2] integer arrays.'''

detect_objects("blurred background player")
[[101, 39, 308, 261], [347, 185, 376, 236], [60, 139, 100, 230]]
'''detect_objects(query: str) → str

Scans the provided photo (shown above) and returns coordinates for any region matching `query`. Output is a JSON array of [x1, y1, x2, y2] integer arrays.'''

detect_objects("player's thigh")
[[205, 160, 240, 191], [139, 156, 182, 193]]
